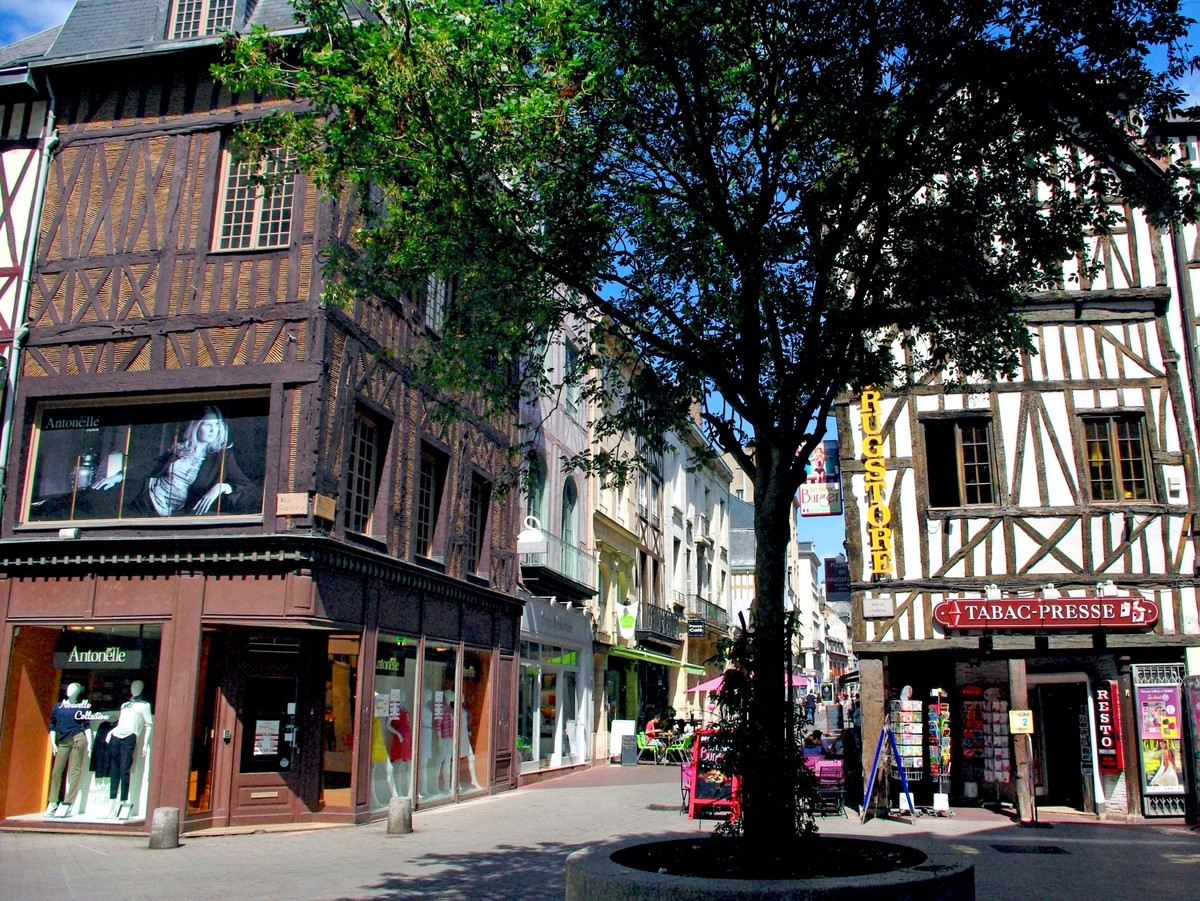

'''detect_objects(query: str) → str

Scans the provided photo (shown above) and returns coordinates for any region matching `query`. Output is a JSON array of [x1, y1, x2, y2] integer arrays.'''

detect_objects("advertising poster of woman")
[[1136, 685, 1186, 796], [24, 396, 268, 524]]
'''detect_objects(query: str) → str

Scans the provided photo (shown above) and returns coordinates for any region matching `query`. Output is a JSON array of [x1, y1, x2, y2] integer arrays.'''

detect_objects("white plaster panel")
[[943, 394, 963, 411]]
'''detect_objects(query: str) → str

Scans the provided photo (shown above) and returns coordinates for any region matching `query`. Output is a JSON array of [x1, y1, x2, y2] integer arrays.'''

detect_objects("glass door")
[[563, 670, 580, 763], [518, 664, 538, 772], [240, 677, 298, 774], [539, 671, 559, 768]]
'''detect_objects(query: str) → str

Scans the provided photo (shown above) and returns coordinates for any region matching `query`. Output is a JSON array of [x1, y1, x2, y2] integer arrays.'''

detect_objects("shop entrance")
[[1031, 679, 1093, 812], [187, 629, 325, 828]]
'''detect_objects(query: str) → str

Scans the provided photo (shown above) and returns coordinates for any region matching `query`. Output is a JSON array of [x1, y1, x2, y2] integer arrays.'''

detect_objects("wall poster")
[[23, 395, 268, 525], [1136, 685, 1185, 795]]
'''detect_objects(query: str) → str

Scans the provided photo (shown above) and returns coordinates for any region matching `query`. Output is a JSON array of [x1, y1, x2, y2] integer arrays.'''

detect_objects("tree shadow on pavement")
[[345, 832, 672, 901]]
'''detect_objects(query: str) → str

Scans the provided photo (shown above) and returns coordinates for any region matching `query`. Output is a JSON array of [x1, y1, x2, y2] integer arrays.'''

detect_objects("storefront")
[[517, 596, 592, 779], [0, 535, 522, 833]]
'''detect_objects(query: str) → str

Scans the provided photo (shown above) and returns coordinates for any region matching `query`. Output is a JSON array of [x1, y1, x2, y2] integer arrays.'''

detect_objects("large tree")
[[220, 0, 1197, 845]]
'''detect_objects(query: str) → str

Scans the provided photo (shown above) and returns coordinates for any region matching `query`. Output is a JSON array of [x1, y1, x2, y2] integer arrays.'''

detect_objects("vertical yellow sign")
[[861, 387, 893, 578]]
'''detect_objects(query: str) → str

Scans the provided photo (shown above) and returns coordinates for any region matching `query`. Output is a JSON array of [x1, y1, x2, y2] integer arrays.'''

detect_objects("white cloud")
[[0, 0, 74, 47]]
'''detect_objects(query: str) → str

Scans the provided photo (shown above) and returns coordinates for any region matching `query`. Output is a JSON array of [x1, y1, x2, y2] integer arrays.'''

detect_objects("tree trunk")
[[742, 438, 799, 846]]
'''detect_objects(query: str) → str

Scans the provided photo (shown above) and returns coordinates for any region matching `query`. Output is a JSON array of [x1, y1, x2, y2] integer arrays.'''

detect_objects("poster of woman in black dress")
[[25, 397, 267, 523]]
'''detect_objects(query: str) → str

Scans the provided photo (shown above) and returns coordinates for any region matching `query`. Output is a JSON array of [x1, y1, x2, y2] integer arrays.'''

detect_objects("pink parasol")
[[686, 673, 809, 693]]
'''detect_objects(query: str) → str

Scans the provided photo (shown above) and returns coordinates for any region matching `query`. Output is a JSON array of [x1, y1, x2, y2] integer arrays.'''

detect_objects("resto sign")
[[932, 596, 1159, 631], [1095, 680, 1124, 775]]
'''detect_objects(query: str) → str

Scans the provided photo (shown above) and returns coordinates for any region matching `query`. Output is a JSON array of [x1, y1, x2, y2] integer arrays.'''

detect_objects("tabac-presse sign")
[[861, 388, 893, 579], [932, 595, 1160, 630], [799, 439, 842, 516]]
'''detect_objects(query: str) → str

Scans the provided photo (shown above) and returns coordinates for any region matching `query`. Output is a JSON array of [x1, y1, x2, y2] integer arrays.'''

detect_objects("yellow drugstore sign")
[[861, 387, 893, 578]]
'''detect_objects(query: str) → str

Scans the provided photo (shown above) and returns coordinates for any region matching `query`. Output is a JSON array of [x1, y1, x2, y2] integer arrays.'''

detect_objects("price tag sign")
[[1009, 709, 1034, 734]]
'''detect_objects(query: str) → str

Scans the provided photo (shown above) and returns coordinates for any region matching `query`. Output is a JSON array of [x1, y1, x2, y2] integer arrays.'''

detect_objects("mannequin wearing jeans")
[[105, 680, 152, 818], [47, 683, 92, 817]]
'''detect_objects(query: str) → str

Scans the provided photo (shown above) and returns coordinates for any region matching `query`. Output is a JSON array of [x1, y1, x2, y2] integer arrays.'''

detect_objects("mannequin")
[[371, 694, 410, 802], [432, 690, 455, 795], [420, 689, 434, 796], [458, 701, 482, 790], [105, 680, 152, 819], [47, 683, 92, 817]]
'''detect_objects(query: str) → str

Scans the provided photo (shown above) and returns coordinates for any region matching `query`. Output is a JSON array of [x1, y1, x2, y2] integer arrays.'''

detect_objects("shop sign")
[[687, 618, 705, 637], [1009, 709, 1034, 734], [617, 601, 638, 640], [860, 388, 893, 579], [1095, 680, 1124, 775], [688, 729, 739, 820], [800, 440, 842, 516], [1136, 685, 1185, 795], [53, 645, 142, 669], [932, 595, 1159, 630], [824, 557, 851, 603]]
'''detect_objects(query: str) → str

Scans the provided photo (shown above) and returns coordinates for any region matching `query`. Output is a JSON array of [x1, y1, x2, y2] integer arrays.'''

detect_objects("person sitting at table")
[[645, 717, 665, 747], [802, 730, 824, 756]]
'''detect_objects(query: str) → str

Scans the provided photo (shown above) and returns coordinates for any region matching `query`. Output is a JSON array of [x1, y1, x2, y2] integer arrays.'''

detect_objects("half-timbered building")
[[839, 155, 1200, 820], [0, 1, 522, 834]]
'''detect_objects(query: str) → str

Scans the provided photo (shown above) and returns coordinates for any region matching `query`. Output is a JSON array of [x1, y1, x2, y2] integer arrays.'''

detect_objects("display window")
[[457, 650, 491, 796], [419, 645, 457, 803], [0, 624, 161, 823], [517, 640, 583, 773], [371, 636, 417, 811], [323, 634, 360, 809], [21, 393, 268, 527]]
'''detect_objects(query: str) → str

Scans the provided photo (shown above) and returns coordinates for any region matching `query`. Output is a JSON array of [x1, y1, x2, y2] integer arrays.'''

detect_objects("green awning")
[[609, 645, 706, 675]]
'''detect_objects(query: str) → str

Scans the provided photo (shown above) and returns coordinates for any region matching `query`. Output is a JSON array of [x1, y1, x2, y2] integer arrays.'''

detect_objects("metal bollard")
[[148, 806, 180, 849], [387, 796, 413, 835]]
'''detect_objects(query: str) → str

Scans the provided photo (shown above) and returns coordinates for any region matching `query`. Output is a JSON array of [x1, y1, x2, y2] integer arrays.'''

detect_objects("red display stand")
[[688, 729, 741, 820]]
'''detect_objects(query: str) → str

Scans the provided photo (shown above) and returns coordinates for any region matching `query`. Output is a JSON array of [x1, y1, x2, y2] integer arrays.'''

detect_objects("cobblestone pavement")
[[2, 765, 1197, 901]]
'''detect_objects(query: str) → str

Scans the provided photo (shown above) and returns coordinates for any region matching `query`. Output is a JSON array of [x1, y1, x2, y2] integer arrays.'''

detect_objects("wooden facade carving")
[[840, 202, 1200, 650]]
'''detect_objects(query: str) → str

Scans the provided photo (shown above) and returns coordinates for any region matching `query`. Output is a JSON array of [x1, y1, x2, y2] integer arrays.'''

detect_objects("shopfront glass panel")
[[239, 676, 298, 774], [322, 635, 360, 809], [0, 624, 162, 823], [518, 663, 538, 769], [563, 670, 580, 762], [539, 671, 559, 767], [188, 629, 222, 815], [419, 645, 457, 803], [371, 636, 418, 812], [458, 650, 492, 796]]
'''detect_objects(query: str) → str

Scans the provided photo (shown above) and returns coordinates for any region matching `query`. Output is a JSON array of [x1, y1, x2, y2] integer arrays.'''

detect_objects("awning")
[[609, 645, 706, 675]]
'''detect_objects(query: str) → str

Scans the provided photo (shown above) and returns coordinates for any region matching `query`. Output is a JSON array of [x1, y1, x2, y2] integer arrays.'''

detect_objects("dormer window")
[[172, 0, 236, 39]]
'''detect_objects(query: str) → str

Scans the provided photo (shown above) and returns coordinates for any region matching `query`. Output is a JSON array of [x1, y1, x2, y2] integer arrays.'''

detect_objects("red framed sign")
[[933, 596, 1159, 631], [688, 729, 740, 820], [1094, 680, 1124, 775]]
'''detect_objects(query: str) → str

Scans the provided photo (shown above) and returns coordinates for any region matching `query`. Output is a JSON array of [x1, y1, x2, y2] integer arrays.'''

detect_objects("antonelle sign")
[[53, 645, 143, 669], [933, 596, 1159, 630]]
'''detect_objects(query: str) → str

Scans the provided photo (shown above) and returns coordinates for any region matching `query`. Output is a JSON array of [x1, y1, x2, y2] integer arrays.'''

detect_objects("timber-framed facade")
[[840, 188, 1200, 820], [0, 1, 521, 835]]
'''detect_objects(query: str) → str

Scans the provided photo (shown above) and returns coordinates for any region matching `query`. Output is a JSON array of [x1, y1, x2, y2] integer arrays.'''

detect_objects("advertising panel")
[[1182, 677, 1200, 816], [24, 396, 268, 524], [1094, 680, 1124, 775], [799, 439, 842, 516], [1137, 685, 1185, 795]]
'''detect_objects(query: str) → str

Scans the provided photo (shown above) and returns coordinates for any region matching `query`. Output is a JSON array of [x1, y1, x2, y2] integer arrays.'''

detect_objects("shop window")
[[0, 625, 161, 823], [564, 340, 582, 419], [322, 634, 360, 810], [171, 0, 235, 38], [419, 645, 458, 804], [518, 663, 538, 766], [23, 395, 269, 526], [1083, 415, 1153, 502], [213, 144, 296, 251], [463, 474, 492, 576], [526, 452, 547, 525], [923, 417, 996, 508], [371, 636, 418, 812], [458, 650, 492, 797], [343, 410, 388, 537], [414, 443, 448, 560]]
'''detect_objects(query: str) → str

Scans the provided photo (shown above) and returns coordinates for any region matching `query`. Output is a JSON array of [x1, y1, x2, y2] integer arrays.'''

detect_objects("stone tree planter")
[[566, 837, 973, 901]]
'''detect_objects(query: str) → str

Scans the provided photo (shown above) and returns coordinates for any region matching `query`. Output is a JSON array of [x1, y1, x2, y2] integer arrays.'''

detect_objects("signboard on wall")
[[824, 557, 851, 602], [932, 596, 1160, 631], [1136, 685, 1185, 795], [799, 440, 842, 516], [24, 396, 268, 524], [1095, 680, 1124, 775], [860, 388, 893, 579]]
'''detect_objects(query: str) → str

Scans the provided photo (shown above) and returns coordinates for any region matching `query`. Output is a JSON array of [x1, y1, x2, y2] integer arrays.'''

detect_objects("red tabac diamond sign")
[[932, 596, 1159, 630]]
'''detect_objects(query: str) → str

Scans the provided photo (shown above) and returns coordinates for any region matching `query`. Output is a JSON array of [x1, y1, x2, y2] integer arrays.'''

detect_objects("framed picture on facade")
[[22, 393, 269, 525]]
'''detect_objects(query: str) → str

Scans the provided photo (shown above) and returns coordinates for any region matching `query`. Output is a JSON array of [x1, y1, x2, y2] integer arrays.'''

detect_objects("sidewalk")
[[1, 764, 1196, 901]]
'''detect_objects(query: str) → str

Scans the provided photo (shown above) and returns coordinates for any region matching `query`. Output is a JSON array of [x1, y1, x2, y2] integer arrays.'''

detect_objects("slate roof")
[[0, 26, 62, 69], [0, 0, 375, 69]]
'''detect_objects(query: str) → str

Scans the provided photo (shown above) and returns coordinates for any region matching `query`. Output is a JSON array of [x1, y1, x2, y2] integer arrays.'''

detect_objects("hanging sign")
[[800, 440, 843, 516], [687, 618, 706, 637], [617, 601, 638, 640], [932, 595, 1159, 630], [1095, 680, 1124, 775], [824, 557, 851, 602], [860, 388, 893, 579]]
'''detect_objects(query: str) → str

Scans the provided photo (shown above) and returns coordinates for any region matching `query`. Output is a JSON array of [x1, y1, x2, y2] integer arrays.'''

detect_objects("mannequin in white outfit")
[[459, 702, 482, 790], [420, 689, 434, 796], [105, 680, 152, 819]]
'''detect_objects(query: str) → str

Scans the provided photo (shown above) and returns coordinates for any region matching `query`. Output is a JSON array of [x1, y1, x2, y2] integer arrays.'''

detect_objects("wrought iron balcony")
[[636, 599, 683, 644], [520, 530, 597, 602], [687, 593, 730, 631]]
